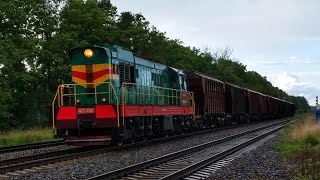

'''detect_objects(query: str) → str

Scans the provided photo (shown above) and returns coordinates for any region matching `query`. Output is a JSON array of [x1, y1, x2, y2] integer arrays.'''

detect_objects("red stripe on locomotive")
[[56, 107, 76, 120], [121, 105, 194, 117]]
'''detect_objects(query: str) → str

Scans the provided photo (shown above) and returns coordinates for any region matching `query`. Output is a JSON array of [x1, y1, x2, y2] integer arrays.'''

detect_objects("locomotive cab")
[[70, 46, 119, 105], [53, 45, 121, 146]]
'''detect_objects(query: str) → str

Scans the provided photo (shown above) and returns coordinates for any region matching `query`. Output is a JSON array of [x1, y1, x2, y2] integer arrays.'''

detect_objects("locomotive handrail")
[[190, 92, 196, 120], [52, 82, 120, 128], [121, 83, 196, 124], [52, 89, 59, 129], [121, 83, 192, 105]]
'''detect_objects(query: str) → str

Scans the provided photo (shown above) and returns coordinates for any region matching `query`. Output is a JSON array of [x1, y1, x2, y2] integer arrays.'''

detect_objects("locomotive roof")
[[224, 82, 244, 89], [169, 67, 186, 75]]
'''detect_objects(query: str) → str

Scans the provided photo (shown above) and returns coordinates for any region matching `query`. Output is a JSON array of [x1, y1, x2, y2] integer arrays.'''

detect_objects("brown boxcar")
[[281, 100, 290, 117], [184, 71, 225, 119], [274, 98, 281, 115], [279, 100, 285, 115], [267, 96, 275, 116], [260, 94, 268, 114], [289, 103, 295, 116], [225, 83, 247, 122], [246, 89, 261, 114]]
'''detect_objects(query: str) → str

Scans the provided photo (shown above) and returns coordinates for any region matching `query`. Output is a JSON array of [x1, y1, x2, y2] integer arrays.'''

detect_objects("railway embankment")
[[277, 113, 320, 179], [209, 113, 320, 180]]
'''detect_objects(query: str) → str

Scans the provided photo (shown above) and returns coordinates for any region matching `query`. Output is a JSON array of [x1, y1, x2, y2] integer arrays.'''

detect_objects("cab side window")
[[178, 75, 187, 90], [172, 76, 178, 89]]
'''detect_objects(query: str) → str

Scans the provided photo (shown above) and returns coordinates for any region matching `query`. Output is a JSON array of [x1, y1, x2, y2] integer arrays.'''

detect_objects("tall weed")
[[277, 113, 320, 179]]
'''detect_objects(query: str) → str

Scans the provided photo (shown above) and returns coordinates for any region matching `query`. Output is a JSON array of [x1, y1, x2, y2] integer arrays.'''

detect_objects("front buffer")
[[55, 105, 119, 146]]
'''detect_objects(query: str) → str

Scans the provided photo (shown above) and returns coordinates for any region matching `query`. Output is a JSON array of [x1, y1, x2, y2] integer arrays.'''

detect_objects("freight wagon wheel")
[[143, 136, 148, 142], [130, 137, 136, 144], [117, 137, 124, 146]]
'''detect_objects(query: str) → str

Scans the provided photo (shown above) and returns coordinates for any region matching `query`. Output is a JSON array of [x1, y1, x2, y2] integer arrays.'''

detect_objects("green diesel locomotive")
[[52, 44, 195, 146]]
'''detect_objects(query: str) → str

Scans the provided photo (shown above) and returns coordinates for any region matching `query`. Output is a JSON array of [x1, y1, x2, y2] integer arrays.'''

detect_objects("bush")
[[294, 147, 320, 179], [304, 134, 320, 146]]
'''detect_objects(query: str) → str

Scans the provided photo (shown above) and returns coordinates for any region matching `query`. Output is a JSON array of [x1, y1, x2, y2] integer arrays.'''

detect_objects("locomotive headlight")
[[76, 99, 80, 103], [102, 98, 106, 102], [84, 49, 93, 58]]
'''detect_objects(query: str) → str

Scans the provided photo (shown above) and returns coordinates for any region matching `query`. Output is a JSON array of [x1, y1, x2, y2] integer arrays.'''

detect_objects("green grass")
[[0, 127, 55, 147], [276, 113, 320, 179], [277, 138, 303, 157]]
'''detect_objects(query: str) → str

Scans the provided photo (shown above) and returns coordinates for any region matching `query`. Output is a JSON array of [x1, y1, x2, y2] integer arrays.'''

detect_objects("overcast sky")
[[112, 0, 320, 105]]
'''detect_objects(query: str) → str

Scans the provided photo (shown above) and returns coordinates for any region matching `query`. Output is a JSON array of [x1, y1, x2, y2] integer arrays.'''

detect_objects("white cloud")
[[269, 72, 319, 91], [295, 71, 320, 77], [244, 57, 319, 66], [300, 93, 315, 106], [287, 59, 316, 64], [244, 60, 284, 66], [265, 72, 319, 105], [288, 56, 297, 60], [272, 72, 298, 91]]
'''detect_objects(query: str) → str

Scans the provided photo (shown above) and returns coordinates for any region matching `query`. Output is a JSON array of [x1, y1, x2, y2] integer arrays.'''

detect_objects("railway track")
[[0, 139, 65, 154], [0, 118, 294, 177], [87, 119, 293, 180]]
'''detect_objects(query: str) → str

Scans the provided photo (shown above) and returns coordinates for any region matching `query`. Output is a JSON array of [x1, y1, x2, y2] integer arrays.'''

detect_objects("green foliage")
[[276, 114, 320, 179], [304, 134, 320, 146], [0, 0, 309, 130], [276, 129, 303, 157], [277, 140, 302, 157]]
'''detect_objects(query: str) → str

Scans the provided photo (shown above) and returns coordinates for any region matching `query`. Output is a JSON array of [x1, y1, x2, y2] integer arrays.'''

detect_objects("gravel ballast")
[[0, 145, 75, 161], [208, 133, 296, 180], [10, 119, 290, 180]]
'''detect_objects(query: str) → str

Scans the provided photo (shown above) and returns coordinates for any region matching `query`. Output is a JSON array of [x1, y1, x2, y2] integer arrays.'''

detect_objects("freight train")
[[52, 44, 295, 146]]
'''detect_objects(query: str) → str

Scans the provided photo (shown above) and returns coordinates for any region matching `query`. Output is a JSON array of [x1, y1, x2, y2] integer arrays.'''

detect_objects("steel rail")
[[0, 139, 65, 154], [0, 118, 293, 174], [86, 118, 294, 180], [0, 147, 90, 167], [160, 122, 293, 180], [0, 120, 280, 168]]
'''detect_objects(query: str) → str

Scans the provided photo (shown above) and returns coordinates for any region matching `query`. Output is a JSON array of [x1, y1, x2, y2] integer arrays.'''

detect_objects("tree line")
[[0, 0, 309, 130]]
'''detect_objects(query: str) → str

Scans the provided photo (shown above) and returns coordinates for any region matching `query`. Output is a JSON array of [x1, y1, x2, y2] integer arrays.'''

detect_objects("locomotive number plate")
[[77, 108, 95, 114]]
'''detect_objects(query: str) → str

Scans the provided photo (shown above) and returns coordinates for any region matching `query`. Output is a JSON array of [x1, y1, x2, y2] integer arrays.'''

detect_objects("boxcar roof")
[[190, 71, 224, 83], [224, 82, 244, 90], [266, 95, 292, 104], [245, 88, 265, 96]]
